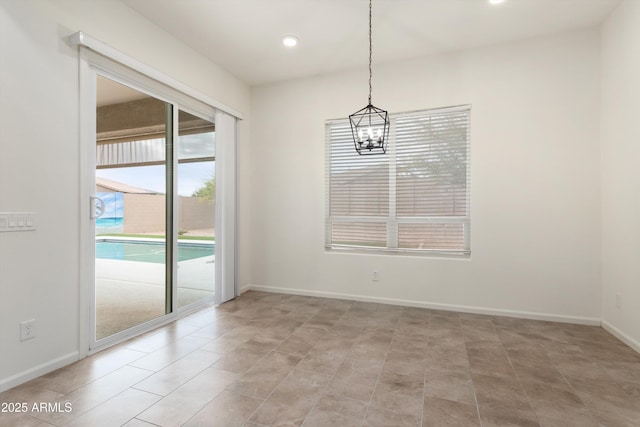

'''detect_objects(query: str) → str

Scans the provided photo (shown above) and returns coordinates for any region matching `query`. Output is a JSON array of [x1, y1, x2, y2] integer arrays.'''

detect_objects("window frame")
[[325, 105, 471, 257]]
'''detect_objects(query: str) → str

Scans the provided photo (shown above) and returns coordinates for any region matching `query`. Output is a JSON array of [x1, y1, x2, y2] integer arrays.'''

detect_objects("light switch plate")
[[0, 212, 36, 232]]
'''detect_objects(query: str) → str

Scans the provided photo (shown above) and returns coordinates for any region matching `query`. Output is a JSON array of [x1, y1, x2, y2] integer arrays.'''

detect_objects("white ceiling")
[[121, 0, 620, 86]]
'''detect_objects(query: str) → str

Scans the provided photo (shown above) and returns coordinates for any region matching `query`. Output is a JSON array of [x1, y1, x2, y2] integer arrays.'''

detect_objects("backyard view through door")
[[94, 76, 215, 341], [176, 110, 216, 309]]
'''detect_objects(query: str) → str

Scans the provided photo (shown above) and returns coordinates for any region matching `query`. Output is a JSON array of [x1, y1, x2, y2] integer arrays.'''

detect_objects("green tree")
[[192, 177, 215, 202]]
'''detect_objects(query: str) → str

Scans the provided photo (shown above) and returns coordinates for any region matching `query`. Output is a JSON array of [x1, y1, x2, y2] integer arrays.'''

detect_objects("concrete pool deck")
[[95, 255, 215, 291], [95, 255, 215, 340]]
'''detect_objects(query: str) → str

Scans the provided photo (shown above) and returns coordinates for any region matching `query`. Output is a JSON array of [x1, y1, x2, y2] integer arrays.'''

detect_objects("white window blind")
[[326, 105, 470, 255]]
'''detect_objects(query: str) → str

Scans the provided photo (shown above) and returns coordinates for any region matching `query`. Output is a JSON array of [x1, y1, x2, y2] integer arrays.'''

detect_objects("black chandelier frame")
[[349, 0, 389, 155]]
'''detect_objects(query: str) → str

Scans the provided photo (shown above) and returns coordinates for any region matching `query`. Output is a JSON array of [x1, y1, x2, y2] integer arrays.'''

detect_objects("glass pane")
[[331, 222, 387, 247], [95, 76, 168, 340], [177, 110, 215, 308], [329, 123, 389, 217], [396, 112, 469, 217], [398, 223, 465, 251]]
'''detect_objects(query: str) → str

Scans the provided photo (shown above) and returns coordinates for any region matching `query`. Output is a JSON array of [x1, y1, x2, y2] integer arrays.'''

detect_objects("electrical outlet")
[[20, 319, 36, 341], [372, 270, 380, 282], [615, 293, 622, 309]]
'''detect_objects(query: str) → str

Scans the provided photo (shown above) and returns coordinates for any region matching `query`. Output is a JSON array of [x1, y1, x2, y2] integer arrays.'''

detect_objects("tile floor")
[[1, 291, 640, 427]]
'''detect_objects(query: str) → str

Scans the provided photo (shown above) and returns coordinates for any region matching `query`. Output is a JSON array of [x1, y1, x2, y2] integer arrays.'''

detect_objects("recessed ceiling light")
[[489, 0, 506, 4], [282, 36, 298, 48]]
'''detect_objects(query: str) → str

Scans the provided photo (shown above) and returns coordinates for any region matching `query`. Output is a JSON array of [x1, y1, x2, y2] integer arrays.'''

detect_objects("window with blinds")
[[325, 105, 470, 255]]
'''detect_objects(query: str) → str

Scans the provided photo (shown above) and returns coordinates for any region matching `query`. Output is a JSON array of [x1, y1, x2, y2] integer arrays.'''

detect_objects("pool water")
[[96, 240, 214, 264]]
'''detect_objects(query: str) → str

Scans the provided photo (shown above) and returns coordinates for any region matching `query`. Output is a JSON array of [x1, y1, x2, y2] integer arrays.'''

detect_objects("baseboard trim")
[[0, 351, 79, 393], [601, 320, 640, 354], [241, 284, 601, 326]]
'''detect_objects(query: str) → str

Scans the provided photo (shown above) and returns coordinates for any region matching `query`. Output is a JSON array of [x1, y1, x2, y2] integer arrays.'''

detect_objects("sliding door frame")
[[77, 43, 225, 356]]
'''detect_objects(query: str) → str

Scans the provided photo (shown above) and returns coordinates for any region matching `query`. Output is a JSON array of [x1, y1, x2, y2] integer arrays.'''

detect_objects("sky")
[[97, 161, 214, 196]]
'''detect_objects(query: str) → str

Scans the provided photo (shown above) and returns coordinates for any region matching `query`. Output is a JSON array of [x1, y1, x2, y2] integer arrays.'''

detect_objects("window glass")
[[326, 105, 471, 255]]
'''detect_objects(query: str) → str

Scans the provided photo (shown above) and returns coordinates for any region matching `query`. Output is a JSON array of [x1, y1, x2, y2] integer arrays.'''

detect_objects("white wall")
[[601, 0, 640, 351], [248, 30, 602, 323], [0, 0, 250, 391], [1, 0, 628, 393]]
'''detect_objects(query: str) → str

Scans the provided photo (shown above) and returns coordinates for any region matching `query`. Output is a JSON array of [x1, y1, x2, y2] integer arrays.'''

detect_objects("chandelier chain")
[[349, 0, 388, 155], [368, 0, 372, 105]]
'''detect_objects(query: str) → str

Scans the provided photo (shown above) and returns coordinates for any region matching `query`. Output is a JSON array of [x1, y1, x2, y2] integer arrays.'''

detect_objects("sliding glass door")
[[91, 75, 215, 345]]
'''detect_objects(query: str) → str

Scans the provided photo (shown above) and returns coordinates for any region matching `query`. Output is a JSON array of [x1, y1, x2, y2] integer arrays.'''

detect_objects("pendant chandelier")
[[349, 0, 389, 155]]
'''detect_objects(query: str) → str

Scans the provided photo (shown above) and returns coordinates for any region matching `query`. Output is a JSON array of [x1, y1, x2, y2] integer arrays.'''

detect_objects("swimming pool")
[[96, 240, 214, 264]]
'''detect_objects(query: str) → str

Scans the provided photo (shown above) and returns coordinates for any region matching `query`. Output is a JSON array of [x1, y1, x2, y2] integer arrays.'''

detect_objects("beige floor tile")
[[314, 333, 359, 351], [188, 322, 232, 340], [137, 367, 237, 427], [587, 407, 635, 427], [0, 377, 63, 407], [547, 352, 612, 381], [218, 325, 263, 342], [348, 346, 388, 369], [383, 349, 427, 378], [0, 412, 53, 427], [301, 317, 336, 331], [31, 365, 153, 426], [123, 418, 159, 426], [276, 333, 316, 357], [236, 335, 283, 354], [297, 347, 349, 375], [256, 320, 304, 340], [395, 318, 431, 339], [521, 381, 588, 421], [524, 383, 586, 415], [200, 332, 251, 354], [129, 335, 211, 371], [326, 357, 381, 402], [478, 405, 541, 427], [422, 396, 480, 427], [463, 328, 502, 343], [573, 382, 640, 426], [363, 406, 421, 427], [40, 347, 146, 394], [212, 349, 266, 373], [467, 356, 516, 379], [353, 329, 394, 352], [301, 394, 368, 427], [472, 373, 531, 411], [124, 329, 180, 353], [4, 291, 640, 427], [425, 348, 470, 373], [390, 334, 430, 353], [161, 322, 204, 339], [229, 351, 301, 399], [424, 367, 475, 405], [249, 369, 331, 426], [600, 359, 640, 386], [65, 388, 161, 427], [184, 389, 261, 427], [536, 411, 600, 427], [512, 363, 568, 387], [326, 324, 364, 340], [132, 349, 221, 396], [370, 372, 424, 419]]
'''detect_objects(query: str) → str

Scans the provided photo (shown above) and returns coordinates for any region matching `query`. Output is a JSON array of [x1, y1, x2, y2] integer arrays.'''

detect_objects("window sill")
[[325, 245, 471, 260]]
